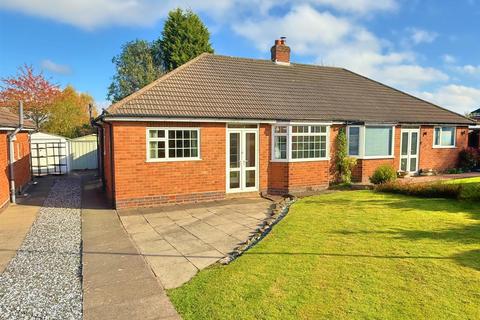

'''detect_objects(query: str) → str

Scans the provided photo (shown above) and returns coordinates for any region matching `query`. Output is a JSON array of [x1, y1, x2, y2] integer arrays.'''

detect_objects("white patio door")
[[400, 128, 420, 173], [227, 128, 258, 192]]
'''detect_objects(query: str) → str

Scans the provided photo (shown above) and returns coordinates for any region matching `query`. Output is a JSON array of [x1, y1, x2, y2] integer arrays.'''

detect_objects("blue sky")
[[0, 0, 479, 114]]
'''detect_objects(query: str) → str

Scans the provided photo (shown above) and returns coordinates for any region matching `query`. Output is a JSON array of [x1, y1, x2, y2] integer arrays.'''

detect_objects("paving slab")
[[119, 197, 272, 289]]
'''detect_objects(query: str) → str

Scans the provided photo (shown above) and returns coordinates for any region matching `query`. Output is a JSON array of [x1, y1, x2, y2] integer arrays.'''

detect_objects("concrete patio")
[[118, 198, 273, 289]]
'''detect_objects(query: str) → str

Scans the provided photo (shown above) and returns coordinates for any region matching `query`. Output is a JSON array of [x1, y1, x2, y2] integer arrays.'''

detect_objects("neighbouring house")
[[0, 107, 34, 211], [468, 107, 480, 149], [470, 107, 480, 121], [96, 39, 475, 209]]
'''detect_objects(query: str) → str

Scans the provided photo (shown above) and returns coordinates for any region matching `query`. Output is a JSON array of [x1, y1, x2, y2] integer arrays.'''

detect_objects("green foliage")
[[335, 128, 357, 184], [376, 182, 461, 199], [369, 164, 397, 184], [158, 8, 213, 72], [43, 86, 94, 138], [458, 148, 479, 171], [107, 39, 162, 102]]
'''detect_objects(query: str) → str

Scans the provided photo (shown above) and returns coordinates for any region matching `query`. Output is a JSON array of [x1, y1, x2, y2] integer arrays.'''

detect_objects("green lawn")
[[444, 176, 480, 185], [169, 191, 480, 320]]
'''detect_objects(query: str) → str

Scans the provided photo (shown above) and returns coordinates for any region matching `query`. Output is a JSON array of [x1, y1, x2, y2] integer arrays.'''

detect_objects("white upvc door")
[[226, 128, 259, 192], [400, 128, 420, 173]]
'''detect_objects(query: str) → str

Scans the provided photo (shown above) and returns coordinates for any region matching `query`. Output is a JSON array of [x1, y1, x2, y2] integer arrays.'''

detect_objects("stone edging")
[[219, 196, 296, 265]]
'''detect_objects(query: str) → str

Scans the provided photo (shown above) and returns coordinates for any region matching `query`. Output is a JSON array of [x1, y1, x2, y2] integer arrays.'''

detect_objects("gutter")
[[7, 101, 24, 203]]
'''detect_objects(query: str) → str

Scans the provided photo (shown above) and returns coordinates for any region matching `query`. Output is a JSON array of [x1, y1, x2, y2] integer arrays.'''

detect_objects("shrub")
[[335, 128, 357, 184], [369, 165, 397, 185], [458, 148, 479, 171], [459, 183, 480, 201], [376, 182, 461, 199]]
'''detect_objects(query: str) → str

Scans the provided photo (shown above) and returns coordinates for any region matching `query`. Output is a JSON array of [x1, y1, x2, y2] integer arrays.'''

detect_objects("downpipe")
[[7, 101, 24, 203]]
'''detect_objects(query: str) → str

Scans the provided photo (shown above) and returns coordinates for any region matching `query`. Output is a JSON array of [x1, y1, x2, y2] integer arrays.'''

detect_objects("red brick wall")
[[0, 131, 31, 211], [266, 124, 340, 194], [102, 122, 114, 203], [13, 132, 31, 191], [419, 126, 468, 171], [111, 122, 227, 208], [105, 122, 470, 208]]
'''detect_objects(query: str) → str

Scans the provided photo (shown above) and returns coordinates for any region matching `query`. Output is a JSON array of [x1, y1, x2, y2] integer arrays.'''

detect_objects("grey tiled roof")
[[107, 53, 473, 125], [0, 108, 35, 129]]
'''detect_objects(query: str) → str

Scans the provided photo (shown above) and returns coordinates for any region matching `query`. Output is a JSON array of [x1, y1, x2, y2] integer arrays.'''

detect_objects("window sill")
[[271, 158, 330, 163], [432, 145, 456, 149], [349, 155, 395, 160], [146, 158, 202, 163]]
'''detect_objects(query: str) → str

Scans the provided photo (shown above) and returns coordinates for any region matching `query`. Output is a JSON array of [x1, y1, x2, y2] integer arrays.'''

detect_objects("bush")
[[376, 182, 461, 199], [458, 148, 479, 171], [335, 128, 357, 184], [369, 165, 397, 185], [460, 184, 480, 201]]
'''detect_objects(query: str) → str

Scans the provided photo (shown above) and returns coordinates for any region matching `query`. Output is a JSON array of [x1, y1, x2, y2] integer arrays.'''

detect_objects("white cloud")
[[233, 5, 352, 54], [0, 0, 398, 29], [0, 0, 236, 29], [40, 59, 71, 74], [234, 4, 446, 90], [442, 54, 456, 64], [454, 64, 480, 75], [406, 27, 438, 45], [416, 85, 480, 115], [311, 0, 397, 14]]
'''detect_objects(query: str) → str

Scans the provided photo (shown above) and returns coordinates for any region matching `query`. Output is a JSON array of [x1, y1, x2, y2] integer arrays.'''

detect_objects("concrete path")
[[81, 174, 179, 320], [119, 198, 272, 289], [0, 177, 54, 273]]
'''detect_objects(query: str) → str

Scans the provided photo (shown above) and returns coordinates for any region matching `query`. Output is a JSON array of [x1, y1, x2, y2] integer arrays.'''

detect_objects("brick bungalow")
[[96, 39, 475, 209], [0, 107, 34, 211]]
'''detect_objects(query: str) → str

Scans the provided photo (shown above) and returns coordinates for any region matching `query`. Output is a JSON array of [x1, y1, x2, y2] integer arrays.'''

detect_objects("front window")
[[364, 126, 393, 157], [272, 124, 329, 161], [147, 128, 200, 161], [347, 125, 395, 158], [434, 126, 455, 147], [348, 127, 360, 156]]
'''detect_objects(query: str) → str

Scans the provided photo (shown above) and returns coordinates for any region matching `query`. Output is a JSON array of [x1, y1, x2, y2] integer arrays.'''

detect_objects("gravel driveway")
[[0, 177, 83, 319]]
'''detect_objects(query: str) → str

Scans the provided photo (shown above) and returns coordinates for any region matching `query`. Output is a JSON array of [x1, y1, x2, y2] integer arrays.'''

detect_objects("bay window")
[[347, 125, 395, 158], [272, 124, 329, 161], [434, 126, 455, 147], [147, 128, 200, 161]]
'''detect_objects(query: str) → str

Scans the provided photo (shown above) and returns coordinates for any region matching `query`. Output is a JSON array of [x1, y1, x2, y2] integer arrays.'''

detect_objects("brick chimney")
[[271, 37, 290, 65]]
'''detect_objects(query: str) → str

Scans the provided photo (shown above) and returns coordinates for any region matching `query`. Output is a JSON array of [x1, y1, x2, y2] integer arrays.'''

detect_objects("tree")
[[158, 8, 214, 72], [43, 86, 95, 138], [107, 39, 162, 102], [0, 65, 60, 129]]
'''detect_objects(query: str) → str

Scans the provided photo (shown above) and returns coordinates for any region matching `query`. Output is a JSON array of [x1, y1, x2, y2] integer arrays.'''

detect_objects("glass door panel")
[[227, 129, 258, 192], [229, 132, 241, 190]]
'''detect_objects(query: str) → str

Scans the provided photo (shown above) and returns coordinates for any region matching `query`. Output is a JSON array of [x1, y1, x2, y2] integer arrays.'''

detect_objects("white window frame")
[[347, 125, 395, 159], [146, 127, 201, 162], [433, 126, 456, 148], [271, 123, 330, 162]]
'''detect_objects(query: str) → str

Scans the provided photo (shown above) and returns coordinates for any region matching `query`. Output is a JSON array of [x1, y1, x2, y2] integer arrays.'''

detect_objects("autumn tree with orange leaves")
[[0, 64, 60, 129]]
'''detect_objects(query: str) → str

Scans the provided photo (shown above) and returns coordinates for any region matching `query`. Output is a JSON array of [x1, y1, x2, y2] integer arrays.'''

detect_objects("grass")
[[168, 191, 480, 320], [444, 176, 480, 185]]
